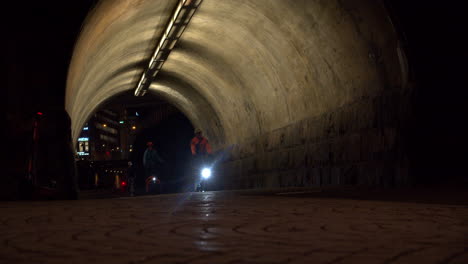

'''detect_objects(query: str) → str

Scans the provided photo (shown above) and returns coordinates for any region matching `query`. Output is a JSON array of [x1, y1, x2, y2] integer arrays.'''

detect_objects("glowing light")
[[119, 121, 124, 124], [152, 177, 156, 181], [132, 126, 136, 130], [201, 168, 211, 179], [103, 124, 107, 127], [83, 127, 89, 130], [37, 112, 43, 116]]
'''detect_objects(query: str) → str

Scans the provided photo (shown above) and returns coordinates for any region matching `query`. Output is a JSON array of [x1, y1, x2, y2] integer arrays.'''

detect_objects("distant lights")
[[119, 121, 124, 124], [83, 127, 89, 130], [103, 124, 107, 127], [132, 126, 136, 130], [78, 137, 89, 141]]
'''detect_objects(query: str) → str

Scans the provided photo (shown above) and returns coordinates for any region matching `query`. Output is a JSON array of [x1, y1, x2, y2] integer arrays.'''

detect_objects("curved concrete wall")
[[67, 0, 410, 188], [66, 0, 178, 140]]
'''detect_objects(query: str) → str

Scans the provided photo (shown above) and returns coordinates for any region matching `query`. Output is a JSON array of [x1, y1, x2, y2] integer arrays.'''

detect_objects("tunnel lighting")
[[83, 126, 89, 130], [134, 0, 203, 96], [119, 121, 124, 124], [78, 137, 89, 141]]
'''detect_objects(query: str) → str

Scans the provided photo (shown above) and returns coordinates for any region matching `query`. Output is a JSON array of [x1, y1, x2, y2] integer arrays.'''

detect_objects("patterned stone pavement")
[[1, 191, 467, 264]]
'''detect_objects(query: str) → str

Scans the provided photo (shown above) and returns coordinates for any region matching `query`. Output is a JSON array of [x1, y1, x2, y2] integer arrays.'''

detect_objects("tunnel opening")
[[130, 112, 194, 194], [74, 90, 195, 195]]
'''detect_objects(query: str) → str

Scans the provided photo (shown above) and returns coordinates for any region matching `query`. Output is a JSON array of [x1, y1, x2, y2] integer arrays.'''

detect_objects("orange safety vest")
[[191, 136, 212, 155]]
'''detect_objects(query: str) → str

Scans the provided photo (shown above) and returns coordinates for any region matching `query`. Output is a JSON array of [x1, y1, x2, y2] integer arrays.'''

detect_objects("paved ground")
[[1, 190, 467, 264]]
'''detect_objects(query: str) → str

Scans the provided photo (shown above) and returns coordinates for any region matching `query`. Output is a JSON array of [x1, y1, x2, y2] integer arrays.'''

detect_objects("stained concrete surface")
[[1, 191, 467, 264]]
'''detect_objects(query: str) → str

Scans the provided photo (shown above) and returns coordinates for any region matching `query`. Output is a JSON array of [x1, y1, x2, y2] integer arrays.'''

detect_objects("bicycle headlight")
[[201, 168, 211, 179]]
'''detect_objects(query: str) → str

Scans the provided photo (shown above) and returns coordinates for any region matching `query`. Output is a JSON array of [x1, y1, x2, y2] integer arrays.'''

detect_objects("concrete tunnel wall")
[[66, 0, 411, 189]]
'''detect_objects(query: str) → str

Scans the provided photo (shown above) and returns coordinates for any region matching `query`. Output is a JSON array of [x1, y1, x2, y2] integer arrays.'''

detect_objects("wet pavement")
[[1, 190, 467, 264]]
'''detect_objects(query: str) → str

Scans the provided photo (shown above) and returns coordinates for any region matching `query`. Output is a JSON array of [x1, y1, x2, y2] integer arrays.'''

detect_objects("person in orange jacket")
[[190, 128, 212, 191], [191, 128, 212, 156]]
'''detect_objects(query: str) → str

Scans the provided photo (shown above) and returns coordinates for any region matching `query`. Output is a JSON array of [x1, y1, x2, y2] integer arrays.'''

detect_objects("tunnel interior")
[[5, 0, 468, 202], [65, 0, 449, 192]]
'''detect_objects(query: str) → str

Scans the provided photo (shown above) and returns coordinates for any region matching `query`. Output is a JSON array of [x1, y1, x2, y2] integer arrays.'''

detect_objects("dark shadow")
[[246, 186, 468, 206]]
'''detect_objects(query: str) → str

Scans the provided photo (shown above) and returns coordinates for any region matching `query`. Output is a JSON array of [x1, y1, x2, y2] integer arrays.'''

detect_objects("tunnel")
[[5, 2, 468, 263], [66, 0, 411, 190]]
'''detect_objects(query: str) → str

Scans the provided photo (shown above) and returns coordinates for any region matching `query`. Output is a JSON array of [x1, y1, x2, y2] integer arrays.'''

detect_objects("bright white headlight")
[[152, 177, 156, 181], [201, 168, 211, 179]]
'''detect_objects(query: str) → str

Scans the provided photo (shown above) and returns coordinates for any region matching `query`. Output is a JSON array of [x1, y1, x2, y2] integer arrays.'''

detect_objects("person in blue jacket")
[[143, 141, 164, 182]]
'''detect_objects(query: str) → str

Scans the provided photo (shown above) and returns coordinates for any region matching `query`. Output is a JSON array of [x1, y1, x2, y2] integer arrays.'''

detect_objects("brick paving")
[[1, 191, 467, 264]]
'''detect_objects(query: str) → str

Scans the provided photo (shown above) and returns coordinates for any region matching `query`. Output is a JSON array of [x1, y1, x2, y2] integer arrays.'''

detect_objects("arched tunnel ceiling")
[[66, 0, 402, 150]]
